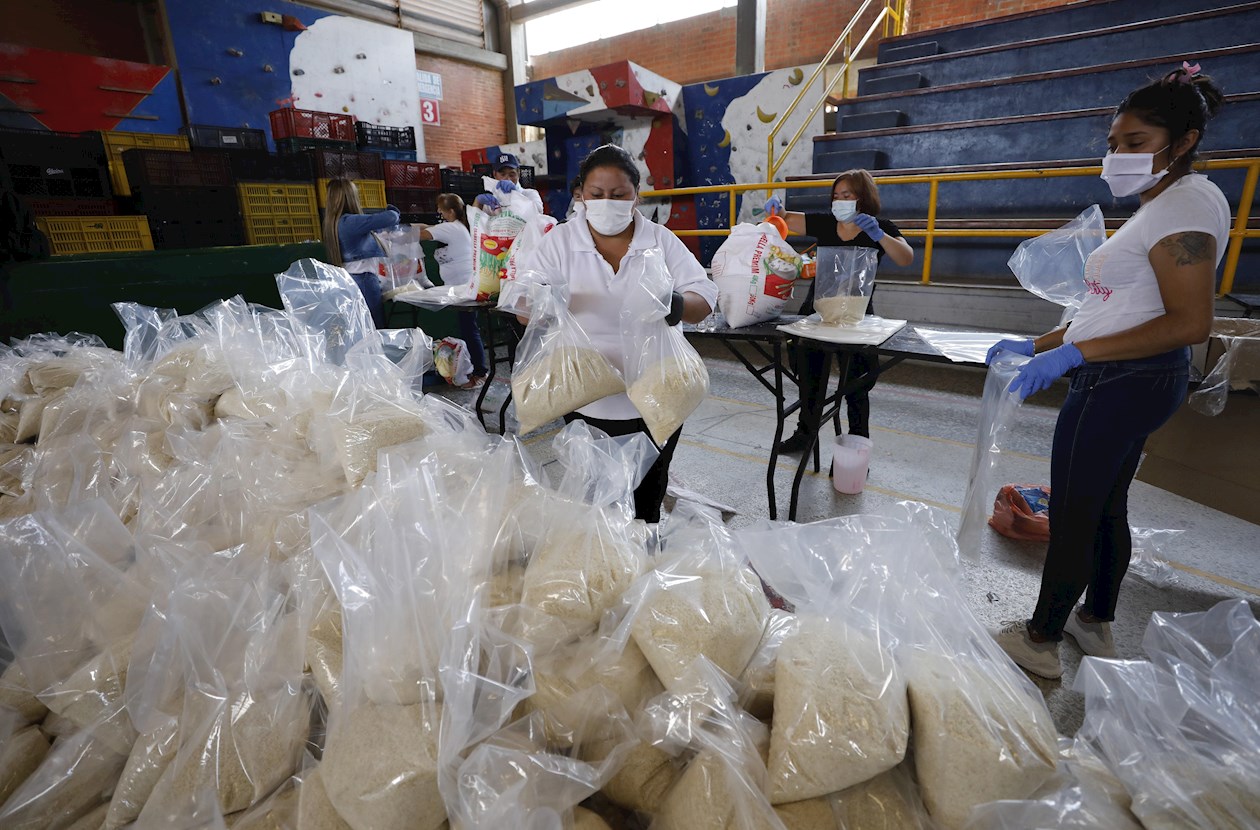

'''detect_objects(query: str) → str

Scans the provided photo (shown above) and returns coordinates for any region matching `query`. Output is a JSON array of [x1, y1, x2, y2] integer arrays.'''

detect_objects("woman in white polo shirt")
[[525, 144, 717, 522], [988, 64, 1229, 679]]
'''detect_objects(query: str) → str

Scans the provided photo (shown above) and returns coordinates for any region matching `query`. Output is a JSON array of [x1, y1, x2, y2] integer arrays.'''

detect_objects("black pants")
[[1030, 350, 1189, 640], [795, 281, 876, 438], [562, 411, 682, 523]]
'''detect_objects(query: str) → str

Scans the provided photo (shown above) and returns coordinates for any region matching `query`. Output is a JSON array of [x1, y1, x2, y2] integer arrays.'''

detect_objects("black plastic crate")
[[275, 137, 356, 155], [121, 149, 234, 190], [25, 197, 117, 217], [471, 163, 535, 189], [227, 151, 314, 182], [183, 125, 267, 152], [149, 217, 245, 250], [399, 211, 440, 225], [131, 185, 241, 223], [299, 148, 383, 180], [386, 187, 438, 216], [0, 128, 107, 168], [2, 163, 111, 198], [441, 169, 482, 193], [354, 121, 416, 151]]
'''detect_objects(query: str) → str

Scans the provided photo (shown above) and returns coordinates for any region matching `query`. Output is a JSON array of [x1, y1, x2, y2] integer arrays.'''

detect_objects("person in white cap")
[[474, 152, 544, 214]]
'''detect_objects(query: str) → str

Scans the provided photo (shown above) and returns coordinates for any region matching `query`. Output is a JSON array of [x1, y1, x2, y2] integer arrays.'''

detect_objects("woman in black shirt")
[[764, 170, 914, 453]]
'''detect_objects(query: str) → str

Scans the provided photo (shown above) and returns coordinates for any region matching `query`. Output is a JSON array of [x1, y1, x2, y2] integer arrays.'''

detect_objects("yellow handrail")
[[766, 0, 908, 182], [639, 157, 1260, 296]]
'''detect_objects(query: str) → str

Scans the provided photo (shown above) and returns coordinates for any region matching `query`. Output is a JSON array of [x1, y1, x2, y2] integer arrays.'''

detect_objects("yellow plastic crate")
[[100, 131, 189, 196], [243, 214, 321, 246], [237, 182, 319, 219], [316, 178, 386, 209], [36, 216, 154, 256]]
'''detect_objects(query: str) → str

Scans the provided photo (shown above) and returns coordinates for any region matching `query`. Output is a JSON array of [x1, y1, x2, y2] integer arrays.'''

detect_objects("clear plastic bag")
[[434, 337, 474, 387], [1188, 318, 1260, 416], [913, 327, 1029, 365], [1125, 526, 1183, 588], [813, 247, 879, 326], [1006, 205, 1105, 311], [502, 213, 558, 291], [711, 223, 802, 329], [511, 279, 625, 435], [275, 259, 382, 366], [958, 352, 1030, 558], [620, 249, 710, 445], [373, 224, 432, 295], [0, 711, 51, 807]]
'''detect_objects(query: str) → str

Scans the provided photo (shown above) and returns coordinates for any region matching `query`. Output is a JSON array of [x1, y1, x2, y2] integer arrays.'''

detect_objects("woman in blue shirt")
[[321, 178, 400, 328]]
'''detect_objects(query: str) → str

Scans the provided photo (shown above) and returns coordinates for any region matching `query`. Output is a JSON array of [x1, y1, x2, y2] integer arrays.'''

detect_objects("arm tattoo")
[[1158, 232, 1214, 266]]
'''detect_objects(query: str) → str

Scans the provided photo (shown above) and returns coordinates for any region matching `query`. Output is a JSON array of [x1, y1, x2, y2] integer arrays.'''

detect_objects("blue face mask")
[[831, 199, 858, 222]]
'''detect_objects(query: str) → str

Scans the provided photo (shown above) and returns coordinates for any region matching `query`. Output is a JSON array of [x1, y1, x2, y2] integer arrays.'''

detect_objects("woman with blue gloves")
[[989, 65, 1229, 680], [322, 178, 400, 328], [473, 152, 545, 215], [764, 170, 913, 453]]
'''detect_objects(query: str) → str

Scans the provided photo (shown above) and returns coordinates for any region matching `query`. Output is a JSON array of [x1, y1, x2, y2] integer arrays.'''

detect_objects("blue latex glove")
[[474, 193, 500, 210], [763, 195, 784, 216], [985, 338, 1035, 365], [1010, 343, 1085, 400], [852, 213, 884, 241], [496, 179, 517, 194]]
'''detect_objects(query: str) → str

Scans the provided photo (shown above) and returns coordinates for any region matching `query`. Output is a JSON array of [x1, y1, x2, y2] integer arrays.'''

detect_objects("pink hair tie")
[[1177, 61, 1202, 82]]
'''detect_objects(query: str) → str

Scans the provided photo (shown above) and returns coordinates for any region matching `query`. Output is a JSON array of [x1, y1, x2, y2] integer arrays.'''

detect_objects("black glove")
[[665, 291, 686, 326]]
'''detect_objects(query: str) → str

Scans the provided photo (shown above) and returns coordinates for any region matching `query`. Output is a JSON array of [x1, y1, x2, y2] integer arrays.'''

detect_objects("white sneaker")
[[1063, 609, 1117, 658], [993, 620, 1063, 680]]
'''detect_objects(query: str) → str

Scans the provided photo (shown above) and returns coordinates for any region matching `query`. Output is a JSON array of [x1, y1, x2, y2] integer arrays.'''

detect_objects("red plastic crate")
[[269, 108, 355, 143], [383, 160, 440, 190]]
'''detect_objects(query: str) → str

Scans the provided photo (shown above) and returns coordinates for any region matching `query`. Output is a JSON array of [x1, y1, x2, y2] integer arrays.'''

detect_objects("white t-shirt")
[[1065, 174, 1230, 344], [426, 220, 474, 287], [524, 205, 718, 421]]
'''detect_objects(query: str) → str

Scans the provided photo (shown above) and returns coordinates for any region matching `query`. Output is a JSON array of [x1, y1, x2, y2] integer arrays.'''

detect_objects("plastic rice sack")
[[740, 610, 797, 721], [812, 247, 878, 326], [0, 661, 49, 724], [434, 337, 474, 387], [0, 716, 51, 807], [525, 636, 663, 726], [105, 717, 179, 829], [276, 259, 382, 366], [511, 279, 625, 435], [42, 636, 138, 755], [468, 204, 528, 301], [374, 224, 431, 295], [830, 764, 933, 830], [629, 519, 770, 692], [296, 766, 354, 830], [621, 249, 710, 444], [501, 213, 558, 292], [711, 222, 802, 328], [738, 520, 909, 803]]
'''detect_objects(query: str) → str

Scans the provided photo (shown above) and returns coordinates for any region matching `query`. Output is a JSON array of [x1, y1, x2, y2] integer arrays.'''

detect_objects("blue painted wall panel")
[[114, 71, 185, 133]]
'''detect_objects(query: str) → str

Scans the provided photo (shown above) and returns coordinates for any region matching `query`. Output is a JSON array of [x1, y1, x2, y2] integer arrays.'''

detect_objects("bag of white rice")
[[653, 750, 787, 830], [766, 616, 908, 804], [305, 600, 345, 710], [620, 249, 710, 444], [297, 766, 354, 830], [740, 610, 798, 721], [629, 525, 769, 692], [773, 797, 836, 830], [597, 739, 678, 813], [42, 636, 137, 756], [906, 654, 1058, 829], [321, 702, 445, 830], [105, 717, 179, 829], [0, 722, 50, 806], [0, 662, 49, 724], [511, 281, 625, 435], [831, 765, 933, 830], [711, 223, 802, 329], [526, 637, 662, 723], [812, 247, 878, 327], [0, 718, 128, 830], [329, 398, 430, 487]]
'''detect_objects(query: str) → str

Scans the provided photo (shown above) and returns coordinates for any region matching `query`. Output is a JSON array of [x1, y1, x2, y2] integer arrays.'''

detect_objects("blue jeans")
[[1030, 348, 1189, 640], [457, 310, 488, 376], [350, 272, 385, 329]]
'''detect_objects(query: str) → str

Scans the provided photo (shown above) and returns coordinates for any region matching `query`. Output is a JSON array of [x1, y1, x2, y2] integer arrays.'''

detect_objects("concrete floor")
[[435, 338, 1260, 739]]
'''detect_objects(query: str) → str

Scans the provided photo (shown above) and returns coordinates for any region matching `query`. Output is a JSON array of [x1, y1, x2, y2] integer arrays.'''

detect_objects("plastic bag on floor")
[[434, 337, 474, 387], [511, 280, 625, 435], [738, 518, 910, 803], [813, 247, 879, 326], [276, 259, 381, 366], [1124, 527, 1183, 588], [988, 484, 1051, 542], [958, 352, 1030, 558], [711, 223, 802, 329], [1006, 205, 1105, 311], [1188, 318, 1260, 416], [620, 249, 710, 445]]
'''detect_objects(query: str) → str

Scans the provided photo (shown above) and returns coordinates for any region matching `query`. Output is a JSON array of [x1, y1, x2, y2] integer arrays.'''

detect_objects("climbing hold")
[[263, 64, 274, 73], [356, 52, 366, 59], [716, 130, 731, 148], [227, 48, 244, 57], [788, 67, 804, 85], [210, 77, 222, 85], [333, 66, 345, 74], [756, 106, 778, 123], [703, 83, 720, 96], [292, 68, 305, 76]]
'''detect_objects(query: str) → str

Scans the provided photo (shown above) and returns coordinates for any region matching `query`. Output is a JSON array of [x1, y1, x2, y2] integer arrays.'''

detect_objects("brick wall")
[[415, 54, 506, 168], [528, 0, 1077, 82]]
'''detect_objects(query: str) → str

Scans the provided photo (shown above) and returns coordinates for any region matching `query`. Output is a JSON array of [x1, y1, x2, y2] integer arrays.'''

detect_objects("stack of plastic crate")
[[305, 149, 386, 210], [98, 130, 189, 198], [122, 147, 243, 249], [270, 108, 356, 155], [237, 181, 321, 246], [383, 160, 440, 223], [355, 121, 417, 162], [442, 168, 484, 209]]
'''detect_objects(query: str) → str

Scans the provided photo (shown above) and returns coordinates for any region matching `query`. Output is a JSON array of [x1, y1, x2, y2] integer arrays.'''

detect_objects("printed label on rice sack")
[[472, 211, 528, 300]]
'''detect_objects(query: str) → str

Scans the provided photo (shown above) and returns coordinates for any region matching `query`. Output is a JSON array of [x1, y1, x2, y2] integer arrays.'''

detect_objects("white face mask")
[[583, 198, 636, 235], [1100, 145, 1172, 198], [831, 199, 858, 222]]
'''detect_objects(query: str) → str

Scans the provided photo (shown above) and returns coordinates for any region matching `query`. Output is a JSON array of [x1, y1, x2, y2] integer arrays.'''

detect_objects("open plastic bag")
[[1125, 526, 1183, 588], [511, 279, 625, 435], [813, 247, 879, 326], [711, 222, 802, 329], [502, 213, 558, 292], [434, 337, 474, 387], [275, 259, 382, 366], [958, 352, 1030, 557], [1188, 318, 1260, 416], [1006, 205, 1105, 313], [621, 249, 710, 445]]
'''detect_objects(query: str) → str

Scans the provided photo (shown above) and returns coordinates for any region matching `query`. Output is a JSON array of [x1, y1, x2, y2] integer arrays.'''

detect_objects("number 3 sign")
[[420, 98, 441, 126]]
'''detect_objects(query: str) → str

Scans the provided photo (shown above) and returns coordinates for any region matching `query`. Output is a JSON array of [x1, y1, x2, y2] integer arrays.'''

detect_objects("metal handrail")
[[766, 0, 907, 181], [639, 156, 1260, 296]]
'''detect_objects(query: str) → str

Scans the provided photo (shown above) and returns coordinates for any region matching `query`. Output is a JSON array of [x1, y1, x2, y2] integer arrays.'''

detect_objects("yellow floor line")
[[1167, 562, 1260, 597]]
